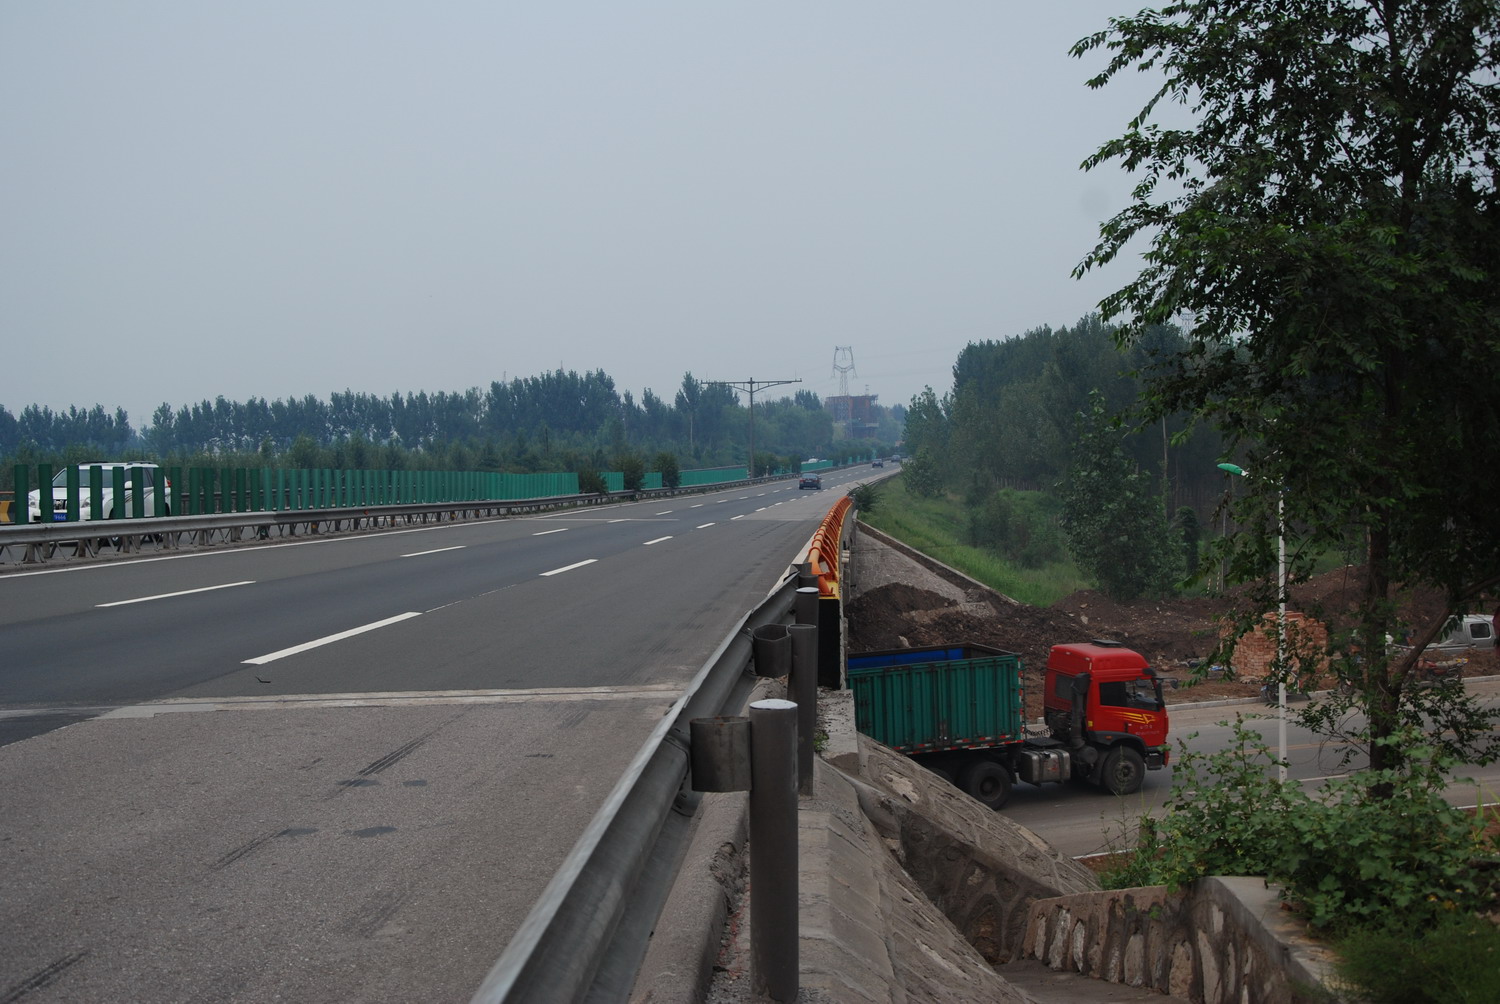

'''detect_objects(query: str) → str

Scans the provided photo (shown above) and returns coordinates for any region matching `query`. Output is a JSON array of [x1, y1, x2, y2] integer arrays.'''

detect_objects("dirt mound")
[[847, 581, 1224, 679], [845, 556, 1497, 718]]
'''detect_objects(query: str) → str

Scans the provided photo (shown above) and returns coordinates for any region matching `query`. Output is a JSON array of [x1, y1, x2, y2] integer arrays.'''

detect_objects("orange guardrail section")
[[806, 495, 852, 597]]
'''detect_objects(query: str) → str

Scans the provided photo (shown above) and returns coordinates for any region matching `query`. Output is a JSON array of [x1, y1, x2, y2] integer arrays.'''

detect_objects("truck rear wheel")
[[959, 760, 1012, 810], [1100, 747, 1145, 796], [926, 765, 955, 785]]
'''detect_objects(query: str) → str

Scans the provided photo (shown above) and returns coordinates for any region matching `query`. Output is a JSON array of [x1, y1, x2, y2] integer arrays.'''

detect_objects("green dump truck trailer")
[[847, 641, 1171, 809]]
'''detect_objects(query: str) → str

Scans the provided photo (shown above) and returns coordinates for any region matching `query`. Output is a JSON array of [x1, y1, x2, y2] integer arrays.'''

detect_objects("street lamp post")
[[1218, 462, 1289, 783]]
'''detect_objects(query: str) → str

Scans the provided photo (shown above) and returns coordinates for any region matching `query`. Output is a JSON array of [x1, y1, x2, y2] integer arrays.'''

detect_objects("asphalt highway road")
[[1006, 678, 1500, 860], [0, 470, 874, 1002]]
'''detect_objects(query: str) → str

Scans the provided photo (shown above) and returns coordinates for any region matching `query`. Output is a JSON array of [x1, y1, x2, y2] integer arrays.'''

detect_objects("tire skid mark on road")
[[340, 888, 410, 939], [358, 725, 443, 776], [2, 952, 88, 1002], [557, 707, 591, 730], [211, 828, 283, 871]]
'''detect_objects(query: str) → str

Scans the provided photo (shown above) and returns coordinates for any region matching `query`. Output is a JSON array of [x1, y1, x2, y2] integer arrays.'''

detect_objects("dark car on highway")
[[799, 474, 822, 490]]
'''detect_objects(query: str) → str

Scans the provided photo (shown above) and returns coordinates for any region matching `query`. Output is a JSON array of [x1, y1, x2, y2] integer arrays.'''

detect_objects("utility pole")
[[711, 377, 801, 478]]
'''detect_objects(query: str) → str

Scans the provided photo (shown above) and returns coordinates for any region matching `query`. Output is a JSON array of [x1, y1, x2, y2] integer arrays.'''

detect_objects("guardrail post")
[[749, 698, 799, 1002], [789, 623, 818, 794], [794, 585, 819, 625]]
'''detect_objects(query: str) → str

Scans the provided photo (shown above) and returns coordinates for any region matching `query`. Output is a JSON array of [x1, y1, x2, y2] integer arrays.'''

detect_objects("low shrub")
[[1103, 721, 1494, 934], [1332, 913, 1500, 1004]]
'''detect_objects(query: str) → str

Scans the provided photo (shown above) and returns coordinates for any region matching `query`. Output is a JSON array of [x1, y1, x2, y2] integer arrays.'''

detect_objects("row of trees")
[[898, 314, 1220, 599], [1054, 1, 1500, 965], [905, 6, 1498, 889], [1071, 0, 1500, 785], [1, 370, 904, 482]]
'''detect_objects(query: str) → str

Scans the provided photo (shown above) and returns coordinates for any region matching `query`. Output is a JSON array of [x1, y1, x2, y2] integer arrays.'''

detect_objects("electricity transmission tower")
[[831, 347, 856, 428], [710, 377, 801, 477]]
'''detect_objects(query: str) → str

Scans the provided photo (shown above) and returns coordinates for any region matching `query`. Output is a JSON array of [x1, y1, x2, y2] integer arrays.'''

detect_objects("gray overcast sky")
[[1, 2, 1158, 429]]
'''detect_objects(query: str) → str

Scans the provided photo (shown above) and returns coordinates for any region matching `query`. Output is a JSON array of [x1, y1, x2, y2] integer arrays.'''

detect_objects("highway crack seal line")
[[98, 684, 685, 718]]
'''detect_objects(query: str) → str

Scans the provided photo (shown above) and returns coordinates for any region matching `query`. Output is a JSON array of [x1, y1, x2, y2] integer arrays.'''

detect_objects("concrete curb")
[[630, 678, 781, 1004], [629, 788, 749, 1004], [852, 520, 1020, 605]]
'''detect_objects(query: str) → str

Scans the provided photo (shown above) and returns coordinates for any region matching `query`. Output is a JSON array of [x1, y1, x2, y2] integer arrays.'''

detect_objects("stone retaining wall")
[[1021, 877, 1340, 1004]]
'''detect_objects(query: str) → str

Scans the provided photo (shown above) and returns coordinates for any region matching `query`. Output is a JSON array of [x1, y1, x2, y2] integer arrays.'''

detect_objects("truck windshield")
[[1098, 679, 1164, 712]]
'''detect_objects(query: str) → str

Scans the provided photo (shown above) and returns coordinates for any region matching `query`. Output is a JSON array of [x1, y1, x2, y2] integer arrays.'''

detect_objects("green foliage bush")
[[847, 482, 880, 514], [654, 452, 680, 489], [577, 470, 607, 494], [616, 452, 646, 491], [1103, 721, 1493, 934], [969, 488, 1065, 568], [1333, 913, 1500, 1004], [902, 449, 942, 498]]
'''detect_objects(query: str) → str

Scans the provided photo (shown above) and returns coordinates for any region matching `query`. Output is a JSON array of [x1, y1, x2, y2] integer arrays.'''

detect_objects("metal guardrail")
[[0, 494, 626, 565], [807, 495, 853, 597], [471, 575, 799, 1003], [0, 474, 805, 566]]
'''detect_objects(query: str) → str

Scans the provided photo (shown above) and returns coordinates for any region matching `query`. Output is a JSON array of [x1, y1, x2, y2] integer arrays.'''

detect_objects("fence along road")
[[0, 469, 871, 1002]]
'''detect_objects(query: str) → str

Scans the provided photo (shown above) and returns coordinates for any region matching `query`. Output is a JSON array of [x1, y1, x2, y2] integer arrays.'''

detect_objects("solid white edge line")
[[540, 558, 597, 577], [533, 527, 570, 536], [642, 536, 673, 545], [243, 611, 422, 665], [97, 580, 256, 607], [401, 545, 467, 557]]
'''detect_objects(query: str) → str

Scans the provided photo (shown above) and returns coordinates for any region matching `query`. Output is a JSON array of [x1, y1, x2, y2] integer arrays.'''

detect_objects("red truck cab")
[[1042, 640, 1170, 792]]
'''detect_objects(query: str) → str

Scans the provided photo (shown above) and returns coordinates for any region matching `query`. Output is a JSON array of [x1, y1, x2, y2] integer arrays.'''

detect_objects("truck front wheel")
[[960, 760, 1012, 810], [1100, 747, 1145, 796]]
